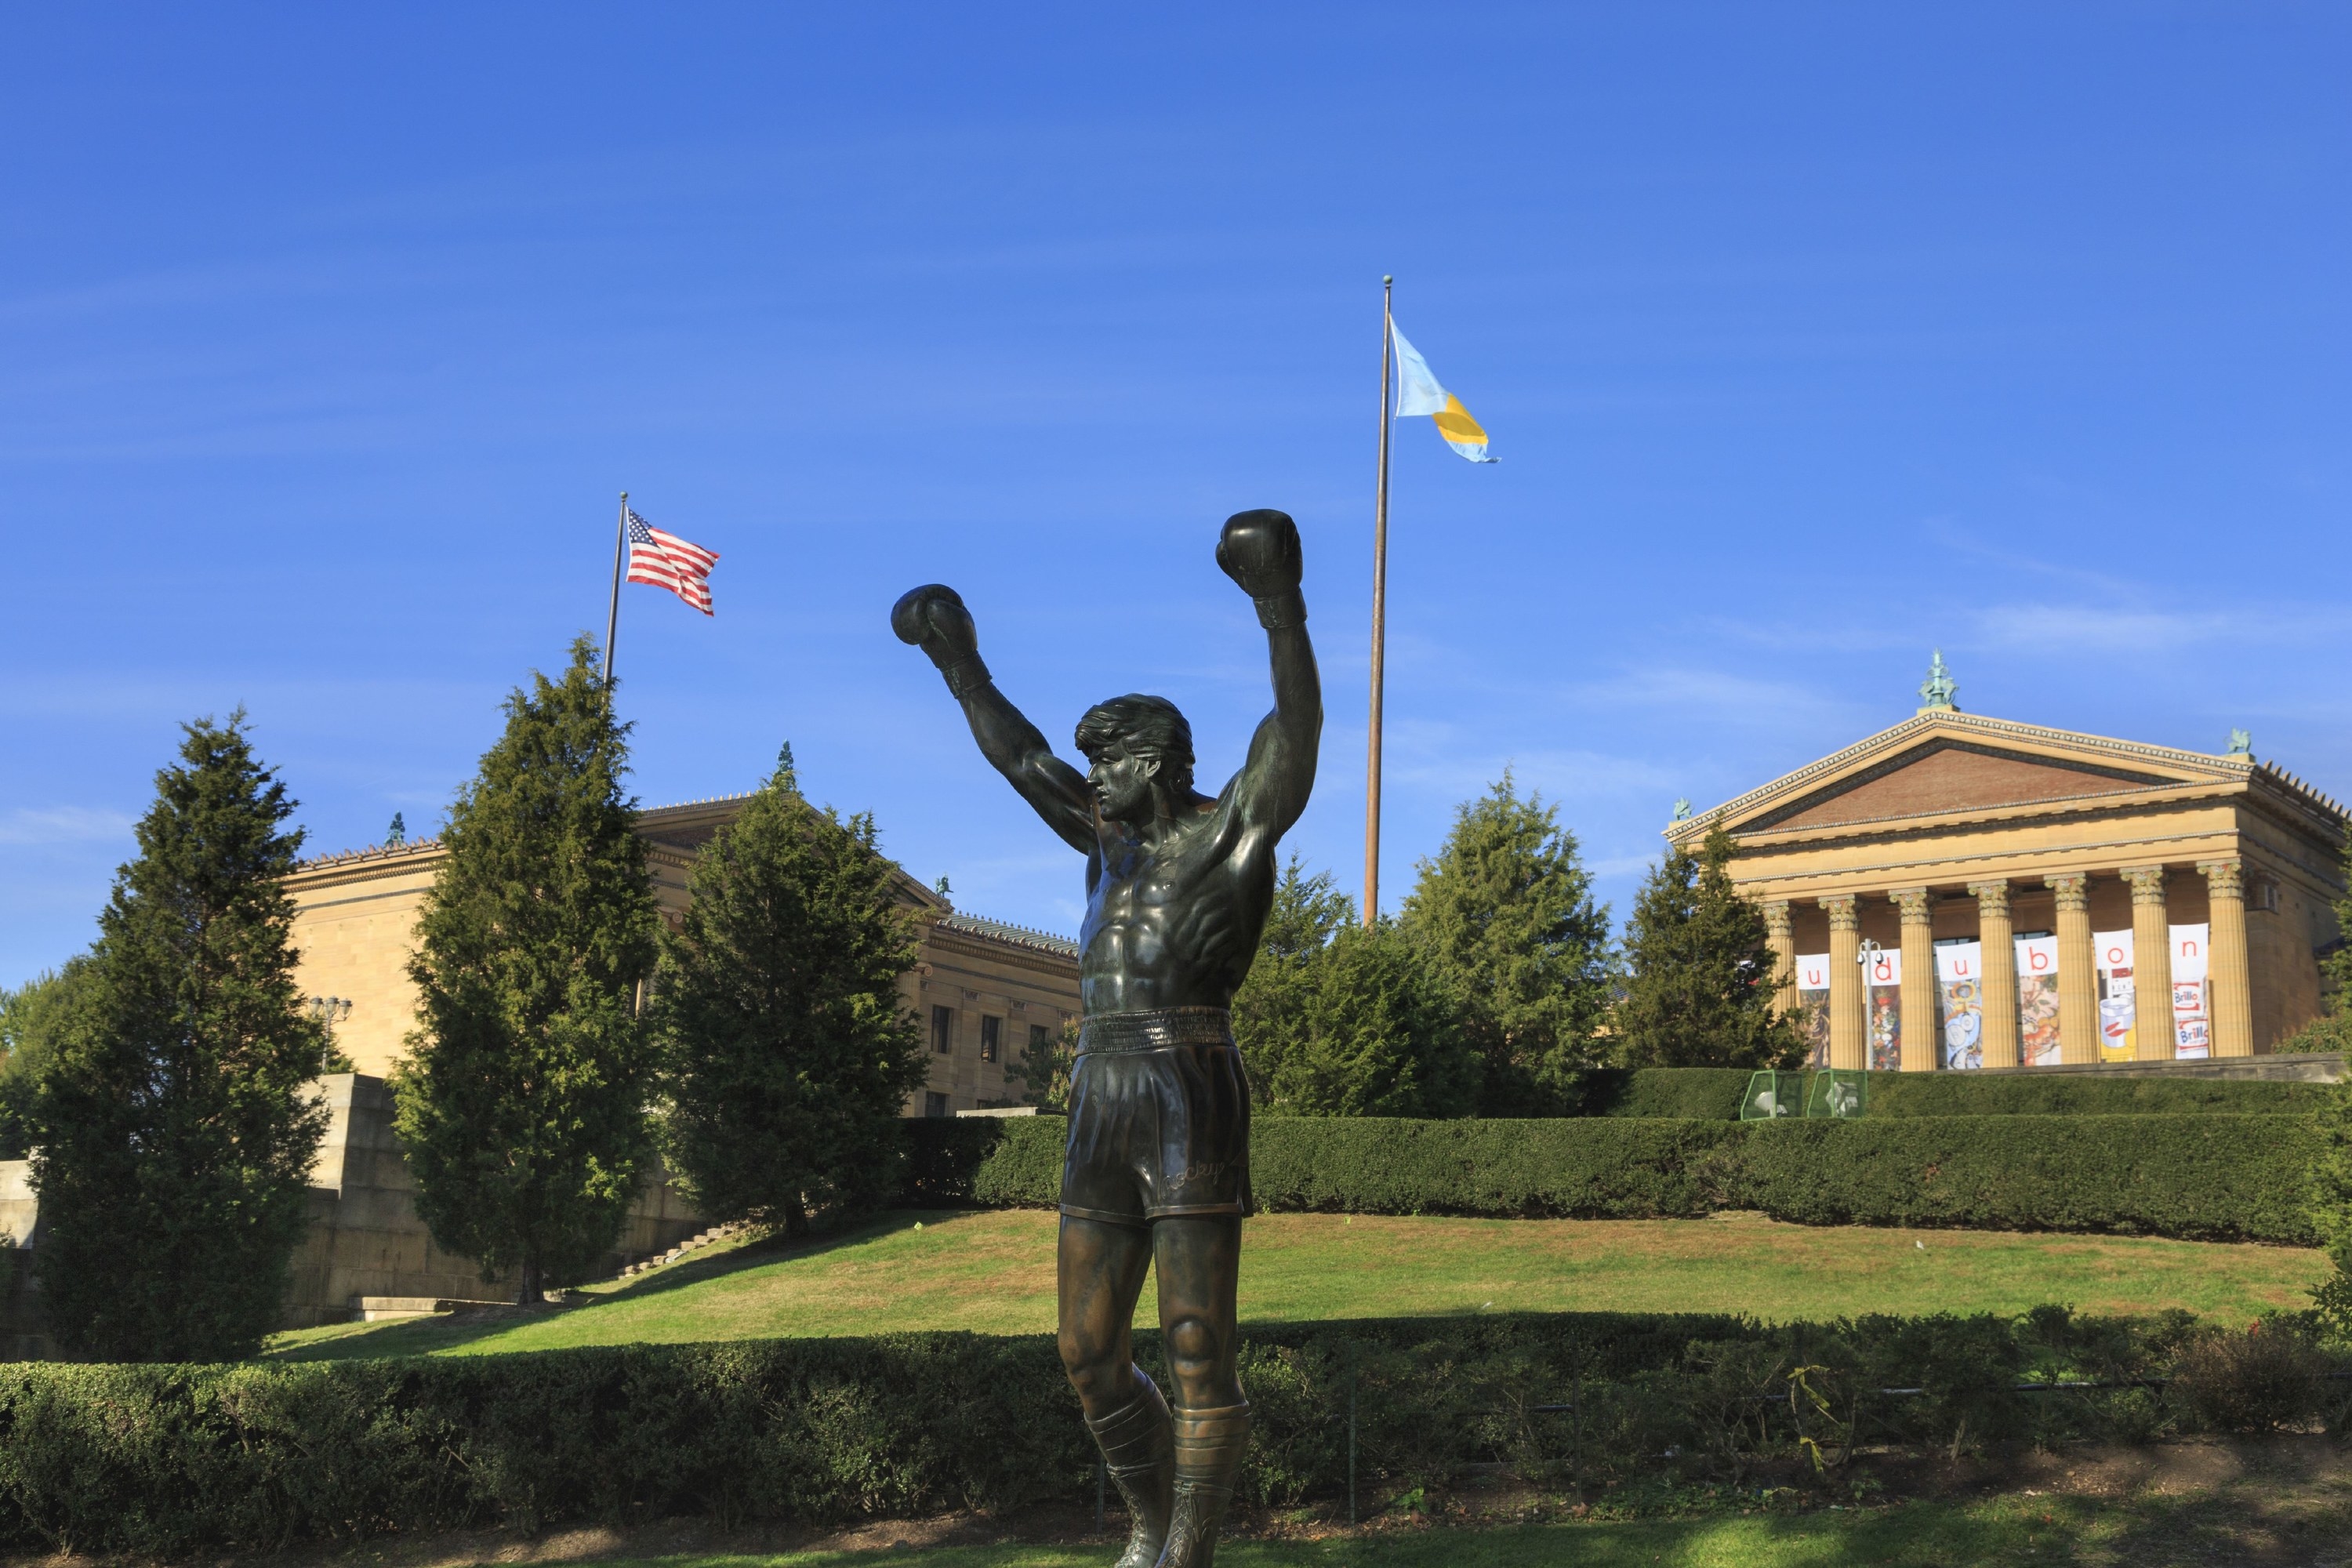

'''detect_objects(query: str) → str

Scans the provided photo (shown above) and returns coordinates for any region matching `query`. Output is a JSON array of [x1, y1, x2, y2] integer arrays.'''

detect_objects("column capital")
[[2121, 865, 2169, 903], [1762, 899, 1792, 937], [1889, 887, 1932, 922], [1966, 879, 2010, 916], [1819, 893, 1858, 931], [2043, 872, 2089, 912], [2197, 858, 2245, 898]]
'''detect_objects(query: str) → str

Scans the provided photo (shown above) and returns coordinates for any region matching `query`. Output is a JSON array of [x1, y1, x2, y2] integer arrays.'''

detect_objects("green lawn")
[[265, 1207, 2328, 1362]]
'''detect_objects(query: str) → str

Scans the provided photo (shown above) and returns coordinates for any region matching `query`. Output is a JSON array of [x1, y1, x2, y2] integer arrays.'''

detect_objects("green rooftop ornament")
[[2227, 728, 2252, 756], [1670, 797, 1692, 822], [1917, 650, 1958, 714]]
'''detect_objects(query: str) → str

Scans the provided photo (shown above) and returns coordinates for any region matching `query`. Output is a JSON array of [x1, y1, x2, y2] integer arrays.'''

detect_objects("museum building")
[[1665, 659, 2348, 1073], [284, 793, 1083, 1116]]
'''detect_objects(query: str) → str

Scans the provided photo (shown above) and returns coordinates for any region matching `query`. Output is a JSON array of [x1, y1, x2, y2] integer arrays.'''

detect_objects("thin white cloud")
[[0, 808, 135, 847]]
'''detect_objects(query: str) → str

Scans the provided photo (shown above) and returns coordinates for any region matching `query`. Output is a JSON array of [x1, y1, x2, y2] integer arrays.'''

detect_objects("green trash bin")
[[1806, 1068, 1867, 1119], [1741, 1069, 1803, 1120]]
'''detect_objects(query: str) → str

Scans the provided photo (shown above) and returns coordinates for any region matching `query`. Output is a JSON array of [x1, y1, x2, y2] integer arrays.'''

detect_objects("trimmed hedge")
[[1581, 1067, 2336, 1120], [2, 1308, 2328, 1554], [907, 1112, 2325, 1244]]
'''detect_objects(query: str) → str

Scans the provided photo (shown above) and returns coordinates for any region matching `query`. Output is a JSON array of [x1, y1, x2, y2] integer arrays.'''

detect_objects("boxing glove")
[[1215, 510, 1305, 628], [891, 584, 991, 695]]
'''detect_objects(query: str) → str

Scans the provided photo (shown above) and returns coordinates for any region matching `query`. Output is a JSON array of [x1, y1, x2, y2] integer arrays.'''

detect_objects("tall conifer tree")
[[391, 637, 659, 1303], [1613, 824, 1806, 1069], [28, 715, 330, 1360], [1236, 861, 1480, 1117], [1399, 775, 1614, 1113], [654, 744, 926, 1234]]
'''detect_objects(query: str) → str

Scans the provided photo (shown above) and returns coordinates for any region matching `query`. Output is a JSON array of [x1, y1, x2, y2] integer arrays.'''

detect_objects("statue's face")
[[1086, 743, 1160, 825]]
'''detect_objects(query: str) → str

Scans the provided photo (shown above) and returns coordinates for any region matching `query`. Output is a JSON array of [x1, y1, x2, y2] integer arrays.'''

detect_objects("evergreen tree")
[[1399, 775, 1614, 1114], [1613, 824, 1806, 1069], [1260, 920, 1479, 1116], [27, 715, 332, 1360], [1236, 862, 1479, 1117], [390, 637, 659, 1304], [1004, 1016, 1078, 1113], [2281, 826, 2352, 1053], [1232, 857, 1356, 1081], [0, 961, 93, 1159], [654, 743, 927, 1235]]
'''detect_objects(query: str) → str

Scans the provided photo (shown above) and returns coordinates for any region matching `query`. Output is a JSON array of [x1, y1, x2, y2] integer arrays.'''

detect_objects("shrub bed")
[[908, 1112, 2325, 1243], [1, 1309, 2337, 1553]]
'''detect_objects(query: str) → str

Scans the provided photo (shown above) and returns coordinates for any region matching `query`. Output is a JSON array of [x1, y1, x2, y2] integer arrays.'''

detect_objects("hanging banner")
[[2170, 923, 2211, 1059], [2015, 935, 2061, 1067], [1865, 947, 1902, 1072], [2094, 929, 2136, 1061], [1795, 952, 1831, 1068], [1935, 941, 1985, 1071]]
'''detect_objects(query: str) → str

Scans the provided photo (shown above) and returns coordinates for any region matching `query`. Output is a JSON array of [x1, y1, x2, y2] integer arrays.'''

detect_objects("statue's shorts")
[[1060, 1007, 1254, 1228]]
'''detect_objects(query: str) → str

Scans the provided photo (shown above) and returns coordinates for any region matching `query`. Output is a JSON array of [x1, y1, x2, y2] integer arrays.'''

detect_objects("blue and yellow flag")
[[1390, 320, 1495, 463]]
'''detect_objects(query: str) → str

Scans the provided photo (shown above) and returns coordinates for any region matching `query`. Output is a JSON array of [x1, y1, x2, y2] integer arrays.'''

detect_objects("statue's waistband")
[[1077, 1007, 1236, 1054]]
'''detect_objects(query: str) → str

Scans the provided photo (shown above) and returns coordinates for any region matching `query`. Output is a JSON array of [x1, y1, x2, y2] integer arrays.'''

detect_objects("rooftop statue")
[[892, 509, 1321, 1568]]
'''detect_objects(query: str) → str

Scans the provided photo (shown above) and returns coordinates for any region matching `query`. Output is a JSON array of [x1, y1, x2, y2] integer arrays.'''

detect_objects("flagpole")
[[602, 492, 628, 693], [1365, 277, 1394, 927]]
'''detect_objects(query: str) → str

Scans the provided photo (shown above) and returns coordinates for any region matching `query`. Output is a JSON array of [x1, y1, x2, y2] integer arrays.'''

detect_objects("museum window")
[[1030, 1022, 1052, 1055], [980, 1015, 1001, 1062], [924, 1091, 950, 1118], [931, 1005, 955, 1054]]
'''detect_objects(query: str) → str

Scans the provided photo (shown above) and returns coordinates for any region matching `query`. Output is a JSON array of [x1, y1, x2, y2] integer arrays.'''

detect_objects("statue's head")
[[1075, 694, 1195, 822]]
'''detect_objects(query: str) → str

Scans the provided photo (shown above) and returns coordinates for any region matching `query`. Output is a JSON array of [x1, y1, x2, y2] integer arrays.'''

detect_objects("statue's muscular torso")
[[1078, 797, 1279, 1015]]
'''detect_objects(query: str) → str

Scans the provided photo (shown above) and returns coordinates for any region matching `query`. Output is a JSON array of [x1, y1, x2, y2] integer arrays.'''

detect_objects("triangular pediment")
[[1748, 739, 2173, 832], [1673, 711, 2255, 845]]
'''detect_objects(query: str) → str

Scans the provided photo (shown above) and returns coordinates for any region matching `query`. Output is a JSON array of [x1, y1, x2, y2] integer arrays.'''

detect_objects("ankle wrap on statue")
[[1171, 1401, 1253, 1499], [1253, 590, 1307, 631], [1085, 1369, 1174, 1475]]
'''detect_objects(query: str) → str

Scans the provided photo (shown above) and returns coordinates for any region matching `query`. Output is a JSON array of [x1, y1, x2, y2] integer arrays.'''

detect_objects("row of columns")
[[1761, 858, 2255, 1071]]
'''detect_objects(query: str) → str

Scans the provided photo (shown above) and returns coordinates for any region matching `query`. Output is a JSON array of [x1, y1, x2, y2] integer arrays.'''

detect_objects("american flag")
[[625, 509, 720, 615]]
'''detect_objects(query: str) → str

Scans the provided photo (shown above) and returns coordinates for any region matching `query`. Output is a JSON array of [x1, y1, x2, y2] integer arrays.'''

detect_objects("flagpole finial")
[[1382, 274, 1392, 285]]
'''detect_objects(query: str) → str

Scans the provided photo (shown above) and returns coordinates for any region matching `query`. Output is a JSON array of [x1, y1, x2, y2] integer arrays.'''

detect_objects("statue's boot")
[[1154, 1402, 1251, 1568], [1086, 1369, 1174, 1568]]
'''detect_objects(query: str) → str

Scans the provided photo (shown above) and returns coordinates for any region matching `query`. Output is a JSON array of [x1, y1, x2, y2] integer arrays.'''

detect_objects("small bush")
[[2167, 1323, 2339, 1434]]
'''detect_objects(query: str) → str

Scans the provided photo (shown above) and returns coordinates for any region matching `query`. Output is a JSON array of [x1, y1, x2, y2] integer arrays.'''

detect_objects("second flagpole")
[[602, 492, 629, 693], [1365, 278, 1394, 927]]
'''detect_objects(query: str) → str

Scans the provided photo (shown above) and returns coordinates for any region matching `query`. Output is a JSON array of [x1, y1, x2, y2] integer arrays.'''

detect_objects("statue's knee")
[[1058, 1329, 1120, 1396], [1164, 1314, 1225, 1375]]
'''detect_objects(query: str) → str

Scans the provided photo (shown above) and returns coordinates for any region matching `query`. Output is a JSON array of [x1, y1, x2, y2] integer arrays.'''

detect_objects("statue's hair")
[[1074, 695, 1195, 795]]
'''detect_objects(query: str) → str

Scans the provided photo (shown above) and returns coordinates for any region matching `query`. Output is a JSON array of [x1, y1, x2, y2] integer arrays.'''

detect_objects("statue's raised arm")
[[1213, 509, 1320, 840], [891, 584, 1095, 855]]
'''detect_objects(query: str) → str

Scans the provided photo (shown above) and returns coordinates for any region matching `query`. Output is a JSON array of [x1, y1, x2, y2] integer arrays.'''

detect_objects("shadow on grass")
[[263, 1208, 986, 1363], [585, 1479, 2352, 1566]]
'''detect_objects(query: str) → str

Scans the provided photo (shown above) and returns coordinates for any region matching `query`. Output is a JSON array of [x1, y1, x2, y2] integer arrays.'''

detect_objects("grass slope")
[[267, 1208, 2327, 1362]]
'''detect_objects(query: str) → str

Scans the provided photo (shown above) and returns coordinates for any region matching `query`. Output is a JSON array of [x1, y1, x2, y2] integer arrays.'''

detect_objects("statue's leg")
[[1151, 1215, 1247, 1568], [1059, 1215, 1169, 1568]]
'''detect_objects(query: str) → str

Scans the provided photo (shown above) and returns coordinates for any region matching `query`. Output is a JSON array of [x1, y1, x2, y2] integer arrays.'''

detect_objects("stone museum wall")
[[0, 1073, 706, 1348]]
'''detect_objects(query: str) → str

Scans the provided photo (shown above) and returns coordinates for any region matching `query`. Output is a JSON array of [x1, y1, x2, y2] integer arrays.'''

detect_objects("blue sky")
[[4, 5, 2348, 984]]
